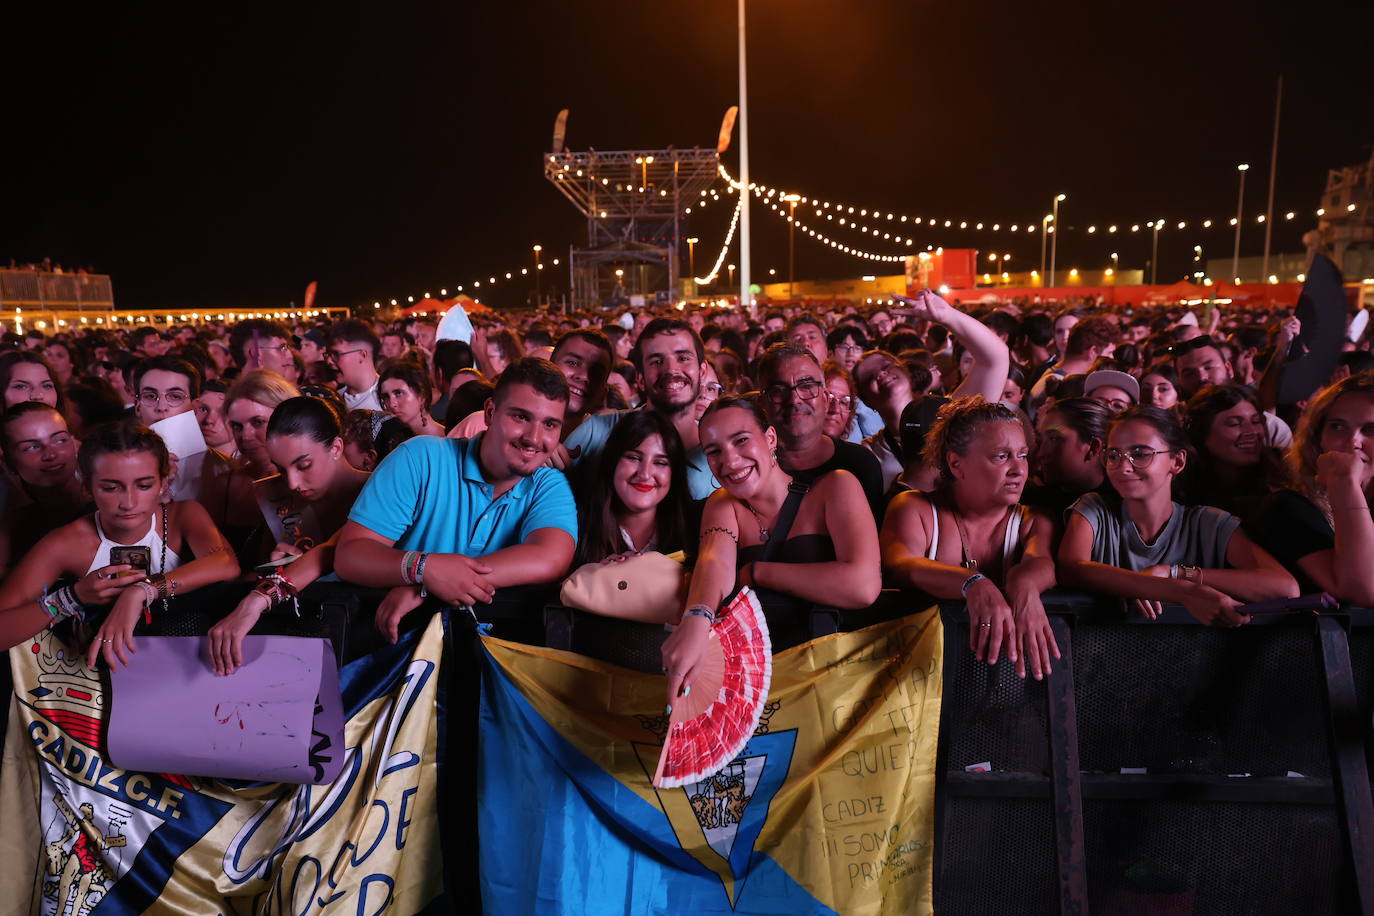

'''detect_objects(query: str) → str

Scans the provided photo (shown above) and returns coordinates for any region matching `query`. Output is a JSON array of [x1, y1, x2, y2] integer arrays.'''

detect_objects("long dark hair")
[[1179, 384, 1286, 519], [0, 349, 68, 417], [574, 411, 692, 566], [268, 396, 344, 444]]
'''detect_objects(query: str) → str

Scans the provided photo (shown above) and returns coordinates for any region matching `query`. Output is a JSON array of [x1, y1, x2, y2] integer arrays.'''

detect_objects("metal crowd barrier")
[[2, 583, 1370, 915]]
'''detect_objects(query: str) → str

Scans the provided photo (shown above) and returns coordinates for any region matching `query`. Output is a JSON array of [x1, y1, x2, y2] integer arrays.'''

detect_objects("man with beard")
[[337, 357, 578, 909], [757, 343, 885, 517], [561, 317, 718, 499], [1172, 333, 1292, 446], [853, 290, 1011, 489]]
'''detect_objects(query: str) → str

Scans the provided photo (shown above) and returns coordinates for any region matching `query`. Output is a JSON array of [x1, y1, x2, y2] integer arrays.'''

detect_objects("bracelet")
[[960, 573, 988, 598], [700, 526, 738, 546], [401, 550, 427, 586], [38, 585, 83, 624], [415, 552, 430, 598], [135, 580, 158, 605], [683, 607, 716, 626], [1170, 564, 1180, 579]]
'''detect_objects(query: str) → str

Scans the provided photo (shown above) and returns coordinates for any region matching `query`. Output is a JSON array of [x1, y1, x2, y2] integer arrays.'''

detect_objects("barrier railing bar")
[[1046, 615, 1089, 916], [1316, 615, 1374, 916]]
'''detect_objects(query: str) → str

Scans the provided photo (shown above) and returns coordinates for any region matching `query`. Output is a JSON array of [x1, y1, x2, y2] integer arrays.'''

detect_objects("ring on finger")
[[100, 638, 112, 643], [978, 622, 992, 629]]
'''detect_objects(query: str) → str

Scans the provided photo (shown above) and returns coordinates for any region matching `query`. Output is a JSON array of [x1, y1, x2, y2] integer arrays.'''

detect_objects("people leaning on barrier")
[[1253, 371, 1374, 604], [881, 397, 1060, 679], [573, 410, 694, 567], [661, 396, 881, 704], [336, 357, 578, 645], [1057, 406, 1298, 627], [207, 396, 370, 675], [0, 418, 239, 662]]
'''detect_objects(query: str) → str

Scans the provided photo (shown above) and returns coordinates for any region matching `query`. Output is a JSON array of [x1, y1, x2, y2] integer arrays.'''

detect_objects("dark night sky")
[[6, 1, 1371, 310]]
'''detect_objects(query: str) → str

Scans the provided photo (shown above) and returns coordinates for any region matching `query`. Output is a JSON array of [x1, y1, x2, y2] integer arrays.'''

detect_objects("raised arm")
[[1256, 315, 1301, 413], [896, 290, 1010, 402], [749, 473, 880, 609]]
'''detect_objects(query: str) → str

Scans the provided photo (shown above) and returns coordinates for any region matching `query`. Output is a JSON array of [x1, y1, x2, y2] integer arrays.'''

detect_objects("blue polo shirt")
[[564, 409, 719, 500], [348, 435, 577, 555]]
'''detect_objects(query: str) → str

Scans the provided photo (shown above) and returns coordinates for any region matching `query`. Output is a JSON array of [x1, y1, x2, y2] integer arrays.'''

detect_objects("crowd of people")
[[0, 292, 1369, 683], [0, 287, 1368, 903]]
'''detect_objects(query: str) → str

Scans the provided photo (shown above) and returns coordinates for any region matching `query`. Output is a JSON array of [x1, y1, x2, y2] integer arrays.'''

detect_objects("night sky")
[[7, 1, 1371, 311]]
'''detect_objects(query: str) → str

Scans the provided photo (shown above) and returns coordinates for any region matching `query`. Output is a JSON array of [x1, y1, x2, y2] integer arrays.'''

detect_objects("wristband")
[[415, 553, 430, 598], [683, 607, 715, 626], [961, 573, 988, 598], [1170, 564, 1180, 579]]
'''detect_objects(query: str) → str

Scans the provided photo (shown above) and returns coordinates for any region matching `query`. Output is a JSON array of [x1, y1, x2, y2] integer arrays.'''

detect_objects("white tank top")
[[87, 512, 182, 576], [925, 501, 1029, 570]]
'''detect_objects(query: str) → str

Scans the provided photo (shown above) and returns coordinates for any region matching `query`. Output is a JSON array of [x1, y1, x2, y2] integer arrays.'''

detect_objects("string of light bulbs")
[[756, 186, 907, 263], [718, 164, 1347, 241], [694, 196, 744, 284], [370, 251, 563, 309]]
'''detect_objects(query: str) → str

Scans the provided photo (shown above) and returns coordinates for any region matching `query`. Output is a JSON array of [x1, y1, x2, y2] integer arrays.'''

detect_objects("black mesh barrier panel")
[[565, 612, 666, 674], [936, 797, 1058, 915], [1083, 798, 1353, 914], [942, 620, 1050, 776], [1072, 620, 1332, 778]]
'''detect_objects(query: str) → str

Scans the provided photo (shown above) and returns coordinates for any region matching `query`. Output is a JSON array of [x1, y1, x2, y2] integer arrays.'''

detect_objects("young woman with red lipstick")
[[573, 411, 693, 566]]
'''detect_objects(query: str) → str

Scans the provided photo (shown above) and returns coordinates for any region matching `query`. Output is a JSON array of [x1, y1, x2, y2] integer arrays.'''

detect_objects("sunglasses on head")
[[1168, 334, 1216, 359]]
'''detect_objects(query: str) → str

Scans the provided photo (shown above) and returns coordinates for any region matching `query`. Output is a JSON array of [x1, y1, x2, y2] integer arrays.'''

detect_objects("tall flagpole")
[[738, 0, 752, 316], [1261, 74, 1283, 290]]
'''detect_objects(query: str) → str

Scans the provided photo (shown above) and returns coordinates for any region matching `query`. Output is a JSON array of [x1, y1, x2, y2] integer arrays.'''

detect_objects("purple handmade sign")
[[107, 636, 344, 785]]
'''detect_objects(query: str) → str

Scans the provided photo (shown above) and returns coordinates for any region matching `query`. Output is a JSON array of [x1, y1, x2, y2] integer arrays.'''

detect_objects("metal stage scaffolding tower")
[[545, 140, 721, 310]]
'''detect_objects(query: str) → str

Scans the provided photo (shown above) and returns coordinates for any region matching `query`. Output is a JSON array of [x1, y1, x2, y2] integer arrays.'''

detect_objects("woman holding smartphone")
[[0, 419, 239, 665]]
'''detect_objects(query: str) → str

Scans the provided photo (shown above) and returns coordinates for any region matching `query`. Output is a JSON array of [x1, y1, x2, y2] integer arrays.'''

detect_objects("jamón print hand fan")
[[653, 588, 772, 788]]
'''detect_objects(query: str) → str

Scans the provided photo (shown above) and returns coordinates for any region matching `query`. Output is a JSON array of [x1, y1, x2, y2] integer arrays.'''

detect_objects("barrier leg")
[[1316, 615, 1374, 916], [1046, 615, 1088, 916]]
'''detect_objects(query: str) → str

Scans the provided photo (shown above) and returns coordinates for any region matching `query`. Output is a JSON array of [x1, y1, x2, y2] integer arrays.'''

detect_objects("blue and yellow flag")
[[0, 616, 447, 916], [479, 610, 943, 915]]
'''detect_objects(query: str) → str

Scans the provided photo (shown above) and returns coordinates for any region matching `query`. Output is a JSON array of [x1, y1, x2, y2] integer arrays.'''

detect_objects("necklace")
[[952, 513, 979, 570], [742, 500, 771, 543]]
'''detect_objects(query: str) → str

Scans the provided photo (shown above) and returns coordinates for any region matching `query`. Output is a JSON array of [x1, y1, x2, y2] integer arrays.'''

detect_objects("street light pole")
[[737, 0, 752, 316], [1150, 221, 1162, 284], [1049, 194, 1066, 287], [1232, 163, 1250, 283], [784, 194, 800, 297], [532, 245, 543, 307], [1040, 214, 1050, 285]]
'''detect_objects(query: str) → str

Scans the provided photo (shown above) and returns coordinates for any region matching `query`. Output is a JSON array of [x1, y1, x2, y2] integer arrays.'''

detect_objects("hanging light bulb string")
[[694, 196, 744, 284]]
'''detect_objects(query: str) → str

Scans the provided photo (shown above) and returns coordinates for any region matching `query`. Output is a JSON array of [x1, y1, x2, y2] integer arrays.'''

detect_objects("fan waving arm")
[[663, 492, 739, 707]]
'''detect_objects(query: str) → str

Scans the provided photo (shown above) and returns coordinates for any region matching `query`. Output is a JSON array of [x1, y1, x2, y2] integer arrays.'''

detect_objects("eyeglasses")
[[250, 343, 289, 354], [832, 344, 865, 355], [827, 394, 856, 411], [137, 390, 189, 407], [326, 347, 367, 363], [764, 377, 823, 403], [1102, 446, 1177, 469], [700, 382, 724, 398]]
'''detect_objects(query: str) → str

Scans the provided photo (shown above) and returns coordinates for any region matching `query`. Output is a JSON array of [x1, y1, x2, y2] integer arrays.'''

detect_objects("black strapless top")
[[736, 533, 836, 567], [736, 533, 837, 651]]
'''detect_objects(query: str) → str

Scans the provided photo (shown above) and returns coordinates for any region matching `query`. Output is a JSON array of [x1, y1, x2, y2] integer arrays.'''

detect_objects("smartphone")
[[253, 555, 300, 576], [110, 546, 152, 572]]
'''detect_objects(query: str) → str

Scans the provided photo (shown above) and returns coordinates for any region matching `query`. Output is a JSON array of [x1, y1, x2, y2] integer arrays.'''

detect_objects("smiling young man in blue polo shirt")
[[336, 356, 578, 636], [337, 356, 578, 908]]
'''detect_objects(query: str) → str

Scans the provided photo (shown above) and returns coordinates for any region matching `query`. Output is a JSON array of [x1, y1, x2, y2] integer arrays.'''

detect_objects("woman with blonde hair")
[[202, 370, 301, 557], [1254, 371, 1374, 603]]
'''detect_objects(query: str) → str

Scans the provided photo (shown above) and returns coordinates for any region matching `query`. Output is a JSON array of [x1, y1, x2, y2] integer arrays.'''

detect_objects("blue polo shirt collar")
[[460, 433, 533, 502]]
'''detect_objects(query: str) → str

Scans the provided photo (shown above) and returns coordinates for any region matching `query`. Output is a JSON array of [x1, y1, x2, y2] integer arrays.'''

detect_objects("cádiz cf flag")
[[479, 610, 943, 915], [0, 616, 448, 916]]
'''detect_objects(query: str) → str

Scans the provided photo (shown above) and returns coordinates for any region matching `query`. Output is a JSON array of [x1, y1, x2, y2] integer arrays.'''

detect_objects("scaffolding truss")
[[545, 147, 721, 309]]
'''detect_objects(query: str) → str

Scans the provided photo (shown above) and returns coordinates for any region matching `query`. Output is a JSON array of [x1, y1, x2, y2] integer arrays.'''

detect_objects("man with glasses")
[[757, 343, 885, 517], [132, 355, 212, 501], [827, 325, 883, 441], [326, 320, 383, 411], [853, 290, 1011, 489], [229, 318, 297, 378]]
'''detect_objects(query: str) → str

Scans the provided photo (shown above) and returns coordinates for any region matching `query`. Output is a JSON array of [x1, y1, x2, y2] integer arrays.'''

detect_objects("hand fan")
[[653, 588, 772, 788]]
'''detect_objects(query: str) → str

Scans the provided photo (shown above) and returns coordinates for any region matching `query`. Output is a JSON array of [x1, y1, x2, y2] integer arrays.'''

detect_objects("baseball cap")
[[1084, 369, 1140, 403]]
